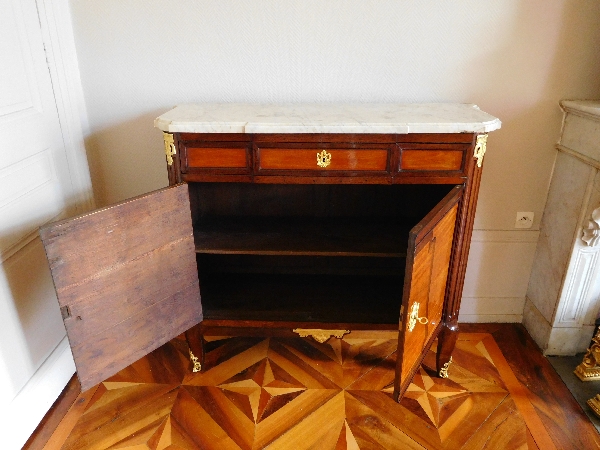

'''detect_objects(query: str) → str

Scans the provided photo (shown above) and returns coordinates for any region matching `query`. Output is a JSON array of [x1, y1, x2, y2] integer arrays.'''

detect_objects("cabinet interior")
[[189, 183, 456, 324]]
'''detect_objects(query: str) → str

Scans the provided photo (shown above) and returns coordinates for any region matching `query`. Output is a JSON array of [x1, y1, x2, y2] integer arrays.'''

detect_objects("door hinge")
[[60, 305, 71, 319]]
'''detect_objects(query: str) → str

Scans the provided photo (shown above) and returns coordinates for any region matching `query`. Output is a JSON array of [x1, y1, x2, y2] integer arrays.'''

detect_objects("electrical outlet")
[[515, 211, 534, 229]]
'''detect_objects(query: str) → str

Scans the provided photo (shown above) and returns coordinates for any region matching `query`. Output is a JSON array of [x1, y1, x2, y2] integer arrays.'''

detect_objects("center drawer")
[[256, 147, 390, 173]]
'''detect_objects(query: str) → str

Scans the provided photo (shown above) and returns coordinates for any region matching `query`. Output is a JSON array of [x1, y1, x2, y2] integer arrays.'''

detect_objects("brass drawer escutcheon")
[[316, 150, 332, 168], [407, 302, 429, 332], [293, 328, 350, 343]]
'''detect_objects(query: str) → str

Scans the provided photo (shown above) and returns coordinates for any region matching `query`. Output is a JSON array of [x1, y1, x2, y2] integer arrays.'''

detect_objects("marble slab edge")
[[154, 103, 501, 134], [560, 100, 600, 121], [155, 123, 499, 134]]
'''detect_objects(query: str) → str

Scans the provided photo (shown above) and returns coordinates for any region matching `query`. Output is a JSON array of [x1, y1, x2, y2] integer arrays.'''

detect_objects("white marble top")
[[154, 103, 501, 134], [561, 100, 600, 120]]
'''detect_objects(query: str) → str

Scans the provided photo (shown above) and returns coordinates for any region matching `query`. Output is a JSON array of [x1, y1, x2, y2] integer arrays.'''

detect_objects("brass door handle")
[[407, 302, 428, 332], [317, 150, 332, 168]]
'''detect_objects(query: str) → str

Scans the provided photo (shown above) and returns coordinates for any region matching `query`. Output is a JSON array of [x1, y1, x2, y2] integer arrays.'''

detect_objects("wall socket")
[[515, 211, 534, 229]]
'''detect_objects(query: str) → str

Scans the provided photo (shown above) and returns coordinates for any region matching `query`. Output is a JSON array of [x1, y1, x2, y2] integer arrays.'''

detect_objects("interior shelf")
[[199, 273, 403, 324], [194, 217, 411, 257]]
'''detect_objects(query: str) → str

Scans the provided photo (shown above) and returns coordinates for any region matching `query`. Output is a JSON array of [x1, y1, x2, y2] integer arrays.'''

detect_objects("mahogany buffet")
[[40, 103, 500, 401]]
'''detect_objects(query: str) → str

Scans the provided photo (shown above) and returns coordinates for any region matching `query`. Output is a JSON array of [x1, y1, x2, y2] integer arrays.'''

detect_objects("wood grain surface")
[[34, 326, 599, 449], [258, 148, 389, 172], [187, 147, 249, 168], [400, 150, 464, 171], [40, 184, 203, 391], [194, 217, 411, 257], [395, 188, 461, 397]]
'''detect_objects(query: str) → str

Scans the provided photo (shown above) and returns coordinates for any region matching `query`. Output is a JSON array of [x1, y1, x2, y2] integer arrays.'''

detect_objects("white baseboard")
[[458, 296, 526, 323], [458, 229, 539, 324], [1, 337, 75, 450], [458, 314, 523, 323], [463, 230, 539, 300]]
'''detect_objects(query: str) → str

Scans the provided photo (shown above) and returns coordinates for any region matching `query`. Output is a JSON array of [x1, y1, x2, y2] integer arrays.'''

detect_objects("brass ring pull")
[[407, 302, 428, 332], [317, 150, 332, 168]]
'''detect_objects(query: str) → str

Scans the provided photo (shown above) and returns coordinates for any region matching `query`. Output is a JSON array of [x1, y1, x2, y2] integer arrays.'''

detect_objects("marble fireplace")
[[524, 100, 600, 356]]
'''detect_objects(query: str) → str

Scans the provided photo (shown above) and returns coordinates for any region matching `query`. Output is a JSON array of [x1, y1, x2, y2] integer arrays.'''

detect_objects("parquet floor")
[[34, 325, 600, 449]]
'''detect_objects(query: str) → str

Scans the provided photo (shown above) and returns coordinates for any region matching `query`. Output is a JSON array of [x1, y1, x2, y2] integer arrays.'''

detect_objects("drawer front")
[[187, 147, 248, 169], [400, 150, 464, 171], [258, 148, 389, 172], [397, 143, 469, 176]]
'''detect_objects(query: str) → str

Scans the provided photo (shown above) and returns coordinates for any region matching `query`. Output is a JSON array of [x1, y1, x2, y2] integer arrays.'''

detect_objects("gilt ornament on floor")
[[575, 327, 600, 381]]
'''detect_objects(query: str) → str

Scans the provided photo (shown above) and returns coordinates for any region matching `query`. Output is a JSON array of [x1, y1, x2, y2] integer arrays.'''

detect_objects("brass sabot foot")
[[439, 356, 453, 378]]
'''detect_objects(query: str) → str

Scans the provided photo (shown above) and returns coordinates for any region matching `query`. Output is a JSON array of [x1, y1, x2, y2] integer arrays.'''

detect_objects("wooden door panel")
[[395, 186, 461, 398], [69, 283, 200, 390], [41, 187, 194, 286], [56, 238, 197, 344], [40, 184, 202, 391]]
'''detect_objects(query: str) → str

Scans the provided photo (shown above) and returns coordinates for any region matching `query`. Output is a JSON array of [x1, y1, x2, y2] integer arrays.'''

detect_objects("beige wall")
[[69, 0, 600, 321]]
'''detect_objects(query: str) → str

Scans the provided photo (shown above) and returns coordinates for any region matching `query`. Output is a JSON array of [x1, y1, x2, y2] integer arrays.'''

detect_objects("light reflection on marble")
[[154, 103, 501, 134], [523, 297, 551, 349], [525, 101, 600, 354], [578, 170, 600, 327], [560, 101, 600, 164], [526, 152, 592, 323], [561, 100, 600, 118], [547, 326, 597, 355], [522, 298, 594, 355]]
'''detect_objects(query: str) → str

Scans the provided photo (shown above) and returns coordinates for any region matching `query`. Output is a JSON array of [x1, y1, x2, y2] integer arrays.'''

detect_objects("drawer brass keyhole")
[[317, 150, 332, 168], [407, 302, 428, 332]]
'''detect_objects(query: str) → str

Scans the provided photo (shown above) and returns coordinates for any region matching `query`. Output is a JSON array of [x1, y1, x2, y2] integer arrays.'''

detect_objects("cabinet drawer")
[[397, 144, 468, 175], [186, 147, 249, 169], [400, 150, 463, 171], [257, 148, 389, 173]]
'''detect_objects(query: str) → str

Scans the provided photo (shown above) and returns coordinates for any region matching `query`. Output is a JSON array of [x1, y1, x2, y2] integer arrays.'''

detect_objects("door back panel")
[[40, 184, 202, 391]]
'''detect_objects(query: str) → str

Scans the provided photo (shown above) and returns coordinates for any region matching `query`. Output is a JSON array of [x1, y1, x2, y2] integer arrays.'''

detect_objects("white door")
[[0, 0, 91, 445], [0, 0, 75, 253]]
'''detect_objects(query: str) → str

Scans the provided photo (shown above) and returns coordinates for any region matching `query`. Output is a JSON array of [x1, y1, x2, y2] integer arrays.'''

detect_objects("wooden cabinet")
[[40, 104, 500, 401]]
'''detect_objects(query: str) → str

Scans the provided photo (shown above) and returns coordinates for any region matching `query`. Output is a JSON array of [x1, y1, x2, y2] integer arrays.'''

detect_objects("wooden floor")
[[27, 324, 600, 449]]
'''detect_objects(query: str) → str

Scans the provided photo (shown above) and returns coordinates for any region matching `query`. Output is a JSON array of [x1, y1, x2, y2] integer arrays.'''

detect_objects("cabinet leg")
[[185, 324, 204, 373], [436, 323, 459, 378], [392, 384, 401, 403]]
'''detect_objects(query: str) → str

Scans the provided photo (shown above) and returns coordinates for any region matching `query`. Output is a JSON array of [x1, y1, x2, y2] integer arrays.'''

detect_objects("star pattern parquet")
[[50, 331, 559, 449]]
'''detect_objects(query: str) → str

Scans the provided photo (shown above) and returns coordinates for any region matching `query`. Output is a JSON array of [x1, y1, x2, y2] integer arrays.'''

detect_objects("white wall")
[[69, 0, 600, 321]]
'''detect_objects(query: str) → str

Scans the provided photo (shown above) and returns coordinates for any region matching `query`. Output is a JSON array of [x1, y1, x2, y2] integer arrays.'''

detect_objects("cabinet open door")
[[394, 185, 462, 400], [40, 184, 203, 391]]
